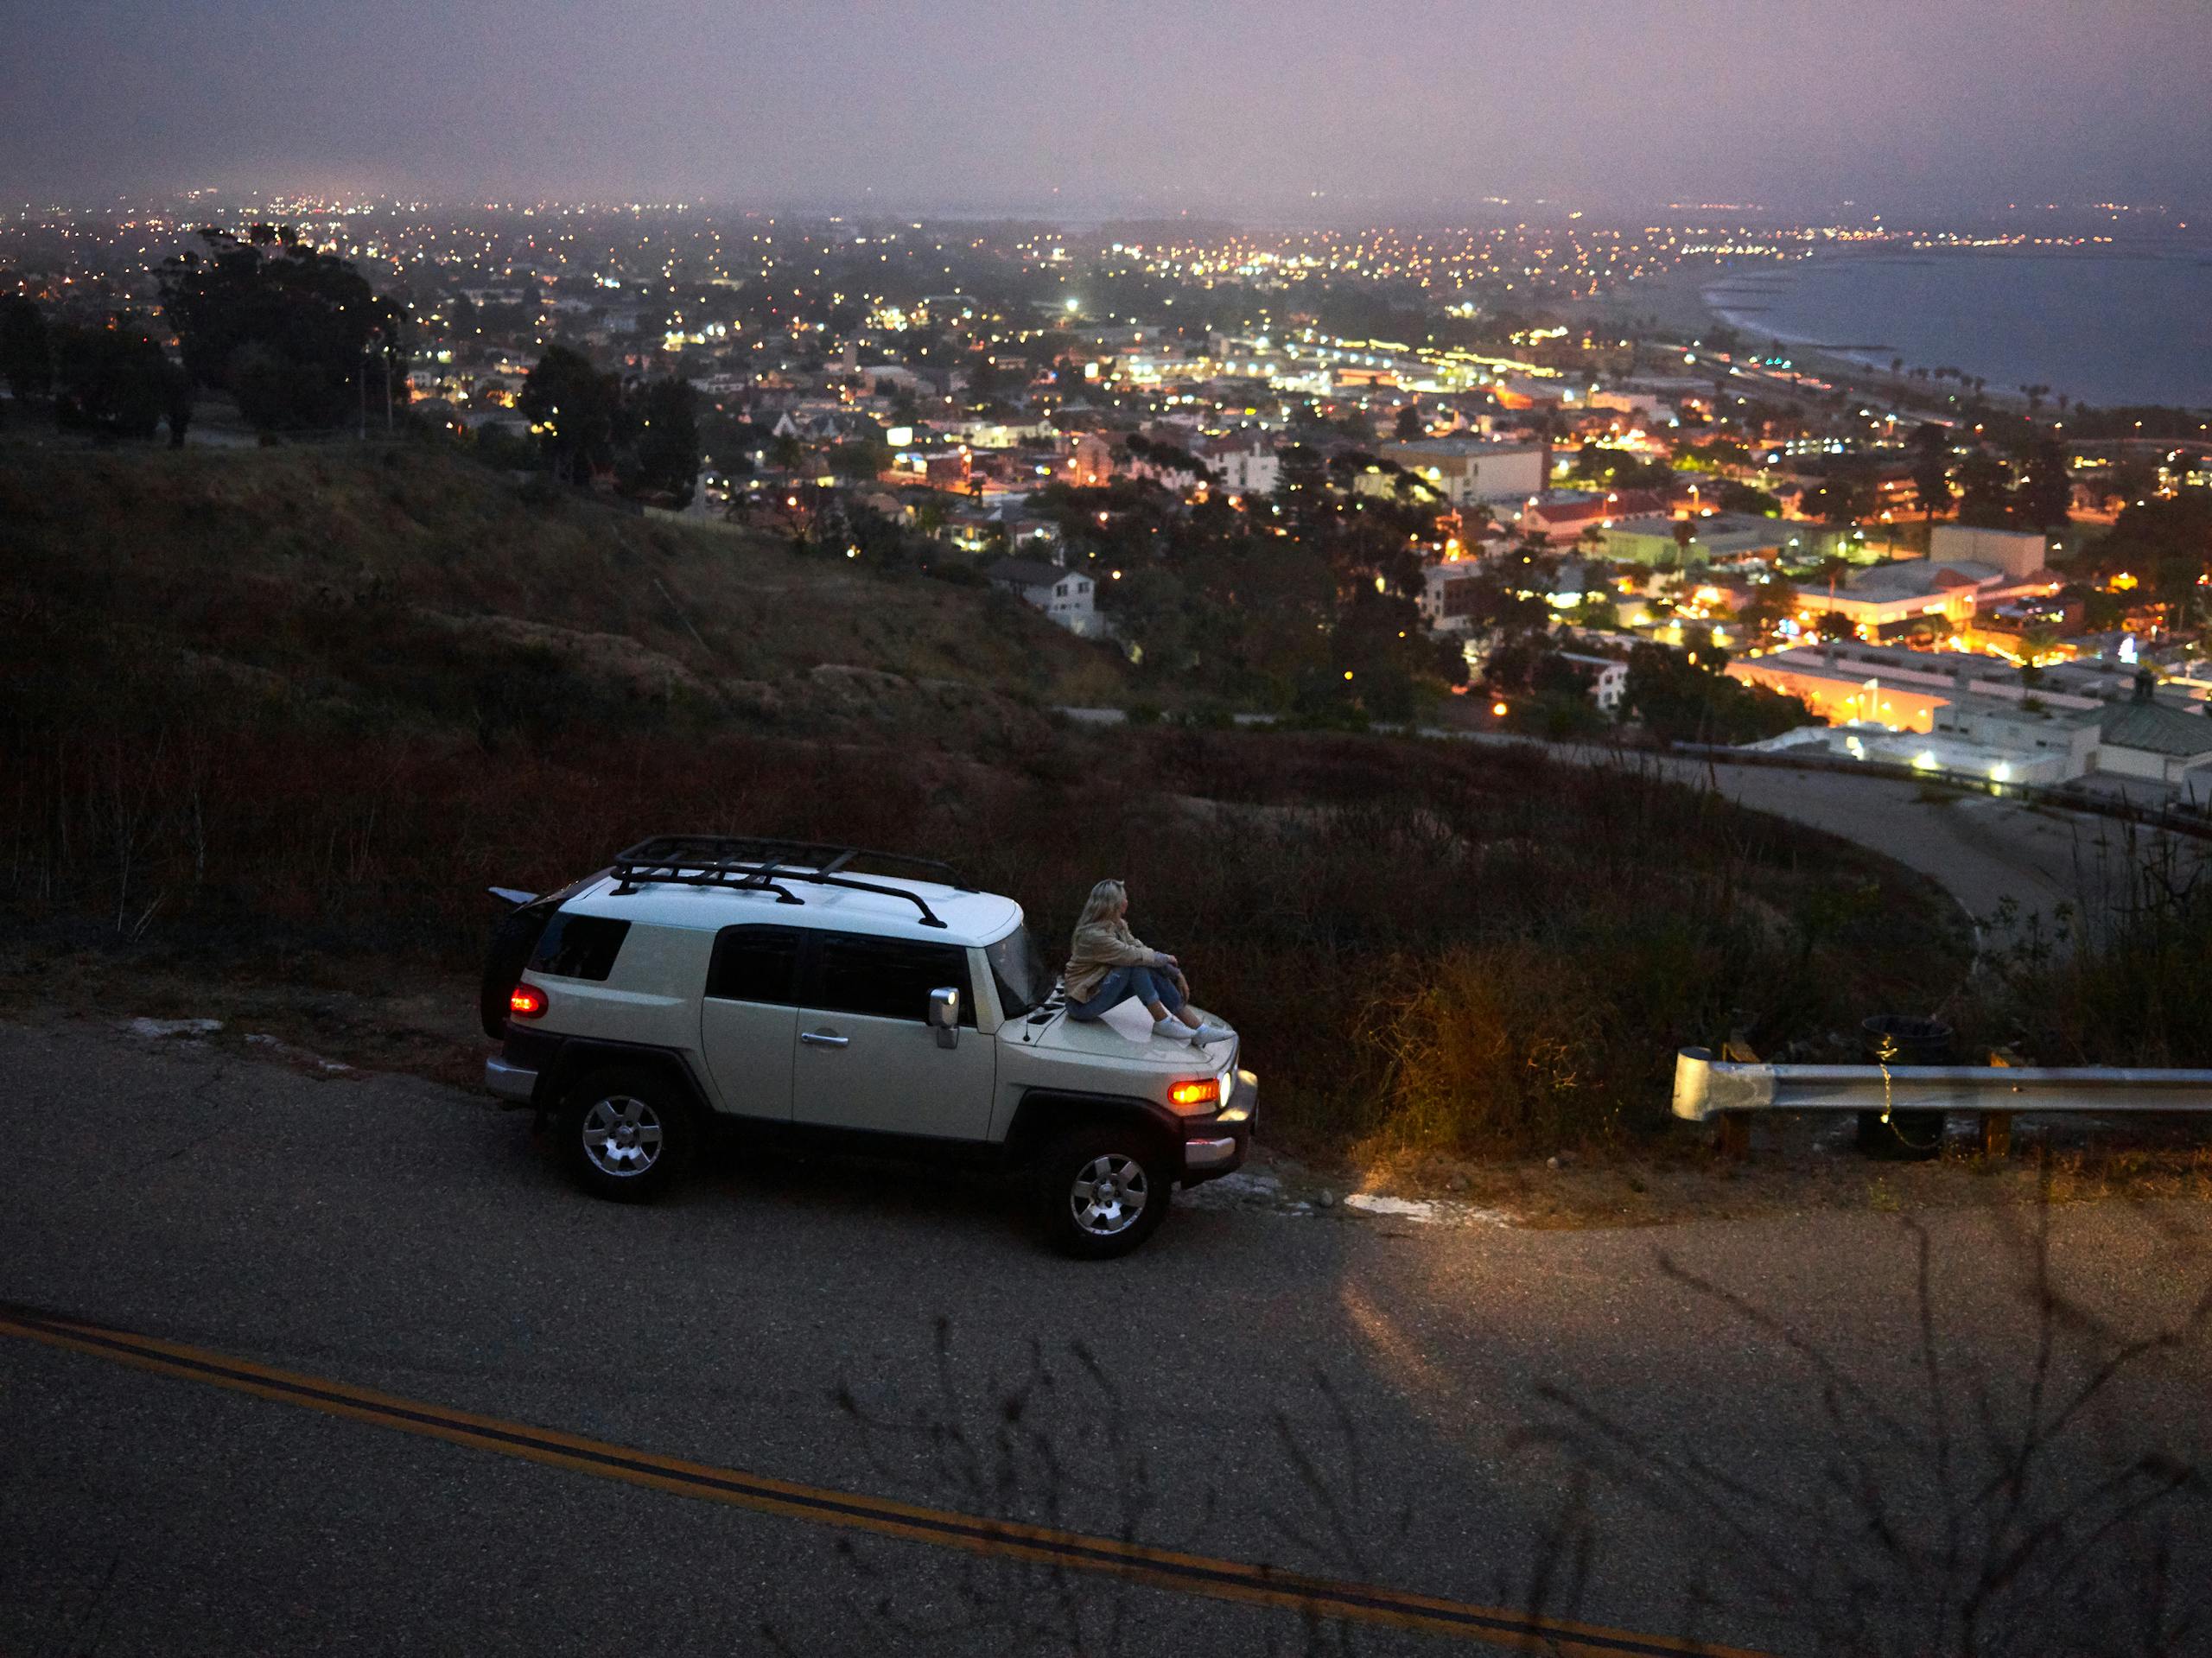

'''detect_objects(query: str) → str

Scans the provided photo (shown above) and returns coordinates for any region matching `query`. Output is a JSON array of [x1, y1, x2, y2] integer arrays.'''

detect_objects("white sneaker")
[[1151, 1017, 1197, 1042], [1188, 1020, 1234, 1048]]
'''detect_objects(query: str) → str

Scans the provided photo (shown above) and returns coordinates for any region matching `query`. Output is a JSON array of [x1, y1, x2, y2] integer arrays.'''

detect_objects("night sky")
[[6, 0, 2209, 216]]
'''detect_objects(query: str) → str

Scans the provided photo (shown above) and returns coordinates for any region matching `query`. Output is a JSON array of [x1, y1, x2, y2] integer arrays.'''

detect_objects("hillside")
[[0, 438, 1127, 743], [0, 432, 2002, 1163]]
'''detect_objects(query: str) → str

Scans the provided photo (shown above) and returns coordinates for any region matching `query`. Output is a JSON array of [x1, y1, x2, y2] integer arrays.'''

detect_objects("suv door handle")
[[800, 1029, 849, 1048]]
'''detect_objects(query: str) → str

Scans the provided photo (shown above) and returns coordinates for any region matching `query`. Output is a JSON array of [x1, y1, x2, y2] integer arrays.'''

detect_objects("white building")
[[1929, 524, 2053, 581], [1729, 642, 2212, 790], [1557, 651, 1629, 714], [1421, 562, 1484, 632], [2094, 699, 2212, 786], [987, 557, 1101, 638], [1202, 433, 1281, 499], [1376, 438, 1548, 507]]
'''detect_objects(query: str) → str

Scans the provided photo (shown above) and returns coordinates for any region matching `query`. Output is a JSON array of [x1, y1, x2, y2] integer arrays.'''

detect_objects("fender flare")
[[538, 1039, 714, 1123], [1001, 1089, 1182, 1170]]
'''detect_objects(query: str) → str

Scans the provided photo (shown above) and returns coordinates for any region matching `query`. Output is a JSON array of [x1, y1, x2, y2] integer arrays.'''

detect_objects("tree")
[[51, 318, 174, 440], [0, 296, 53, 400], [1907, 424, 1953, 522], [1622, 642, 1814, 745], [2014, 436, 2073, 530], [1393, 403, 1423, 441], [1955, 449, 2015, 528], [622, 376, 702, 505], [2018, 623, 2063, 668], [1737, 576, 1800, 634], [1802, 473, 1873, 530], [2106, 458, 2159, 508], [158, 226, 408, 432], [825, 436, 892, 482], [519, 345, 620, 486]]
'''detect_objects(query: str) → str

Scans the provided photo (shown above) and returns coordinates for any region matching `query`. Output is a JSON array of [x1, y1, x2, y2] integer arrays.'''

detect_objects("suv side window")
[[529, 914, 632, 981], [810, 933, 976, 1026], [707, 925, 802, 1004]]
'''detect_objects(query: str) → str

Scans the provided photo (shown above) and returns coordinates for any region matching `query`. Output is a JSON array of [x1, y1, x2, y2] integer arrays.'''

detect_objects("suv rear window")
[[707, 925, 801, 1004], [529, 913, 632, 981], [810, 934, 976, 1026]]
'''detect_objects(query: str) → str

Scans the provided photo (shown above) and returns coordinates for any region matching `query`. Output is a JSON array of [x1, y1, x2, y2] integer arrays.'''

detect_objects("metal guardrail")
[[1674, 1047, 2212, 1121]]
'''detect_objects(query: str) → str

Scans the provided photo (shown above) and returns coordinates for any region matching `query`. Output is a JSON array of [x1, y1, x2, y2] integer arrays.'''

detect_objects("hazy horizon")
[[7, 0, 2210, 220]]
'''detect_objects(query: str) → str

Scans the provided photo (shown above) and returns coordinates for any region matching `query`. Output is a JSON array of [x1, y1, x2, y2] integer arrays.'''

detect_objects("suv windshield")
[[986, 924, 1055, 1017]]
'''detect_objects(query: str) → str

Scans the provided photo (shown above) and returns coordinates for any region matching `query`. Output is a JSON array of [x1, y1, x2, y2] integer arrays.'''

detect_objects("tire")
[[558, 1067, 694, 1202], [1035, 1124, 1173, 1260]]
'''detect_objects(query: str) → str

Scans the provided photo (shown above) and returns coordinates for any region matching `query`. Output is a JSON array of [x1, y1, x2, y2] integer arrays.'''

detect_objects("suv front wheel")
[[1036, 1125, 1173, 1260], [559, 1067, 693, 1202]]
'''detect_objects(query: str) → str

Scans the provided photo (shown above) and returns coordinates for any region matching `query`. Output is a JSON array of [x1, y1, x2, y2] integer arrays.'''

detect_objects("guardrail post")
[[1982, 1047, 2023, 1157], [1714, 1039, 1760, 1159]]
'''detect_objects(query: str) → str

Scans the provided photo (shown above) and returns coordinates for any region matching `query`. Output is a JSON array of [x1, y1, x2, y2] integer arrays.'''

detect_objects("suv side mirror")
[[927, 987, 960, 1049]]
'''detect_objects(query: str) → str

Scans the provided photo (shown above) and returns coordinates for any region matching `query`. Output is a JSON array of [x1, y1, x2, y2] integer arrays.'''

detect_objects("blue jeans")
[[1067, 963, 1184, 1022]]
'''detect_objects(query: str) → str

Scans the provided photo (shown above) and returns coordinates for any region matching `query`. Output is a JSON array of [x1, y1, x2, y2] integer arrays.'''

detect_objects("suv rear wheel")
[[1036, 1125, 1172, 1260], [559, 1067, 693, 1202]]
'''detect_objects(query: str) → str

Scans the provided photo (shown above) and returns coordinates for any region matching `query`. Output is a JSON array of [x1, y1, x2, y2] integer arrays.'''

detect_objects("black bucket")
[[1856, 1015, 1954, 1158]]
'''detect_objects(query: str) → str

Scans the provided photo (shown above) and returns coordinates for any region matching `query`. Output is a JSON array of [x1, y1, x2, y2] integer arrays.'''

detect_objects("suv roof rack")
[[607, 835, 971, 929]]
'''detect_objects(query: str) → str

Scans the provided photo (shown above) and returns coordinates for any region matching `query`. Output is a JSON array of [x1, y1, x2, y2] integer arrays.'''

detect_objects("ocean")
[[1702, 250, 2212, 410]]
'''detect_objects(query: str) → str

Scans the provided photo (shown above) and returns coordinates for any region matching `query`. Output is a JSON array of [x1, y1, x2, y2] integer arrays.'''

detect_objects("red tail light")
[[509, 984, 548, 1019]]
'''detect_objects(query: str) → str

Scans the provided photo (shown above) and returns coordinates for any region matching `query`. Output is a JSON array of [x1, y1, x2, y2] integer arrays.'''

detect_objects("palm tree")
[[2018, 623, 2062, 669]]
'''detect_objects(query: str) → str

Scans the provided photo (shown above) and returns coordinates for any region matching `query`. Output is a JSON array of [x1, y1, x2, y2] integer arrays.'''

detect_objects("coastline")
[[1694, 245, 2212, 410]]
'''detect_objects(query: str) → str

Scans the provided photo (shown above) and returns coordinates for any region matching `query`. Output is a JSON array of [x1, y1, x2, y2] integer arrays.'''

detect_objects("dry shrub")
[[0, 713, 1970, 1156]]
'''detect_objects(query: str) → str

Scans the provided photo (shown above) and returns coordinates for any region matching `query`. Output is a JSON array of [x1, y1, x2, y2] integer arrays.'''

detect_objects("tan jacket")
[[1063, 919, 1165, 1005]]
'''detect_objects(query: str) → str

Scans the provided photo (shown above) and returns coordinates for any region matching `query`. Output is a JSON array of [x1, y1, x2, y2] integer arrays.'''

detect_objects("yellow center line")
[[0, 1303, 1766, 1657]]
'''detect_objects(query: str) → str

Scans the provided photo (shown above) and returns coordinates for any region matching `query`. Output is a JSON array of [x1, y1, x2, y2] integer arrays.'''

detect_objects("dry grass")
[[0, 440, 1124, 742], [0, 713, 1972, 1157]]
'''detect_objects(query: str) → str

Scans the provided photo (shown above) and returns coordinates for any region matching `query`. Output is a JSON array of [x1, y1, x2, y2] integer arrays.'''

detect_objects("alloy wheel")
[[581, 1095, 664, 1178], [1069, 1153, 1149, 1236]]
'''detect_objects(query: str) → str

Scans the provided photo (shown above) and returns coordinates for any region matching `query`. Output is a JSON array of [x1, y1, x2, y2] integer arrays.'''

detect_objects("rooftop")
[[2098, 700, 2212, 759], [988, 556, 1076, 588]]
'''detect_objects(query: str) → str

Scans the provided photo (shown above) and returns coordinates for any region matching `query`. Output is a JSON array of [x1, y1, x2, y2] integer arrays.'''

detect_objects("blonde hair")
[[1076, 879, 1127, 931]]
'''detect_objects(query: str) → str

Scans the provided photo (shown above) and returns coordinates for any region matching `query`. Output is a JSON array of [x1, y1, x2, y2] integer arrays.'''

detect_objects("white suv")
[[480, 836, 1255, 1258]]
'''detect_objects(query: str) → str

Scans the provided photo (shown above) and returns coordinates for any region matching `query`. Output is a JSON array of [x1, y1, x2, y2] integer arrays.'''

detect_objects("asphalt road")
[[1446, 733, 2200, 935], [1644, 758, 2107, 924], [4, 1020, 2210, 1657]]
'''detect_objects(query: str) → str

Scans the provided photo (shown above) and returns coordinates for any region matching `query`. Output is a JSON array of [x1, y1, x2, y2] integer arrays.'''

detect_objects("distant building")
[[2094, 698, 2212, 786], [1377, 438, 1548, 507], [1929, 524, 2053, 581], [1602, 512, 1789, 566], [1201, 433, 1280, 499], [1063, 431, 1115, 488], [1421, 562, 1485, 632], [988, 557, 1101, 638], [1556, 651, 1629, 714], [1796, 559, 2061, 639], [1725, 642, 2164, 785], [1517, 489, 1667, 546]]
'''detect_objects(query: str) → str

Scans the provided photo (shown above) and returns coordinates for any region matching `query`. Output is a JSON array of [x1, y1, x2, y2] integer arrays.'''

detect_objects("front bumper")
[[1181, 1067, 1257, 1184], [485, 1055, 539, 1106]]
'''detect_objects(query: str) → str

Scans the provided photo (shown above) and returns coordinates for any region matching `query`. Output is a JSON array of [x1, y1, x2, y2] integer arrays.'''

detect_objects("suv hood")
[[1009, 998, 1238, 1073]]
